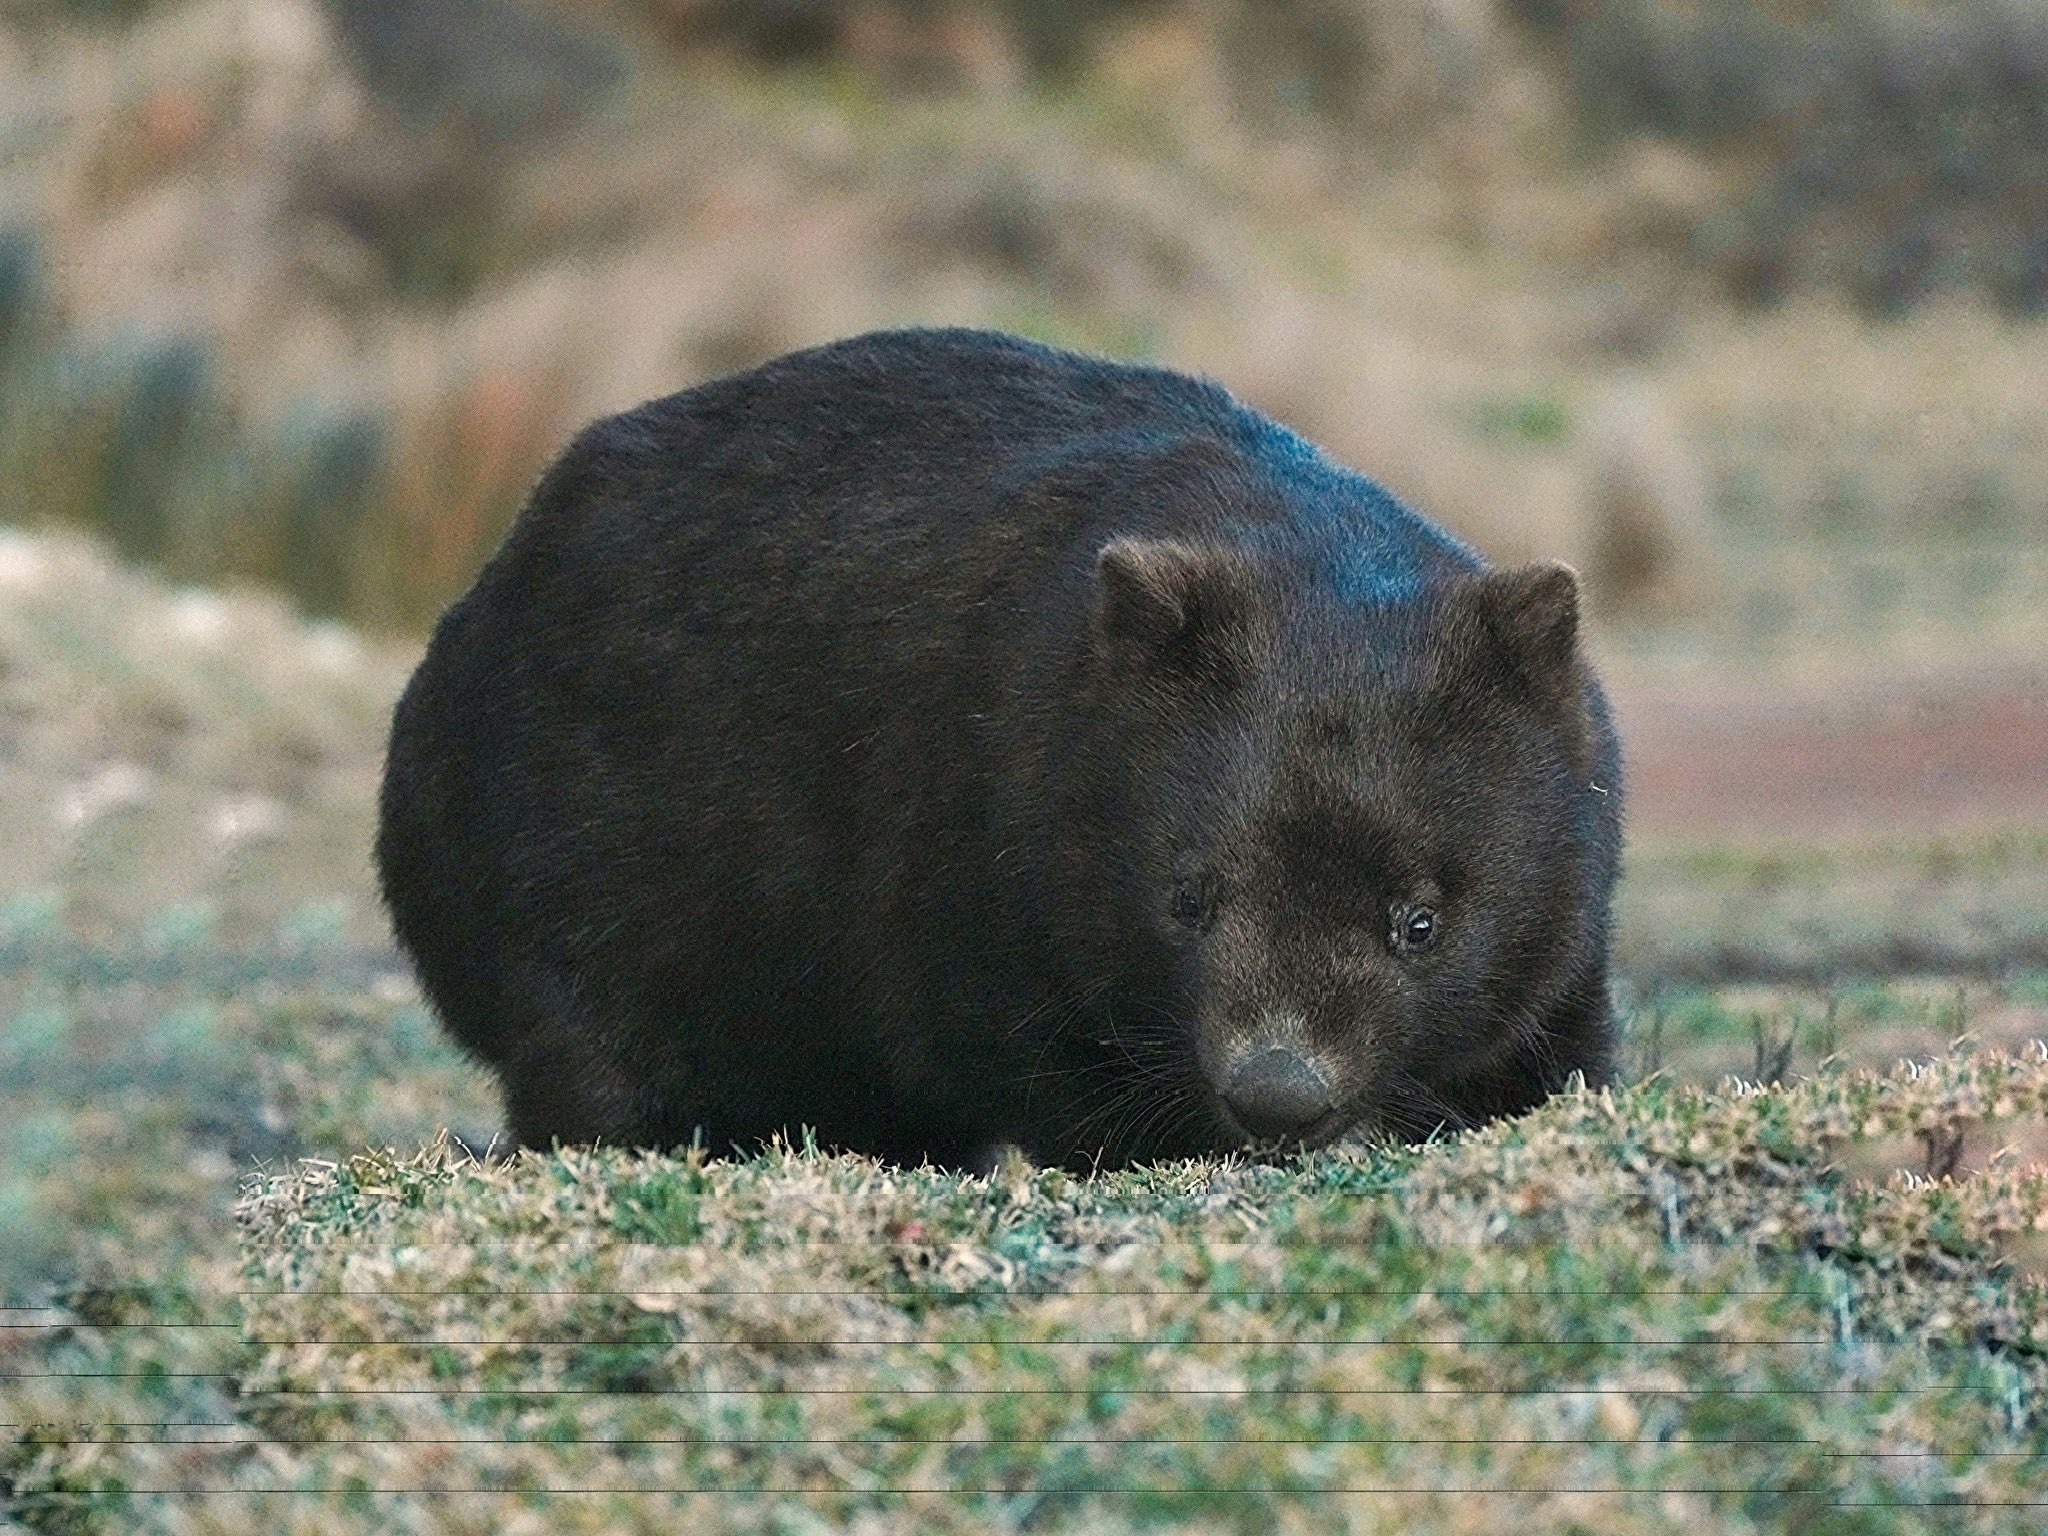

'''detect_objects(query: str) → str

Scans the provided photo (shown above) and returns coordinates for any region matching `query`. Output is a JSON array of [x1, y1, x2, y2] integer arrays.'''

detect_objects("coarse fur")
[[377, 327, 1624, 1171]]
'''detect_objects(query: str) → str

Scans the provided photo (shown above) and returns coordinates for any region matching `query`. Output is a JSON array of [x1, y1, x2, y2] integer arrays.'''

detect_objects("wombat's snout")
[[1222, 1047, 1336, 1141]]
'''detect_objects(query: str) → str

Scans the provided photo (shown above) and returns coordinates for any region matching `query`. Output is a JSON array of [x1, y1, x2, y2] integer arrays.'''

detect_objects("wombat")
[[377, 328, 1623, 1172]]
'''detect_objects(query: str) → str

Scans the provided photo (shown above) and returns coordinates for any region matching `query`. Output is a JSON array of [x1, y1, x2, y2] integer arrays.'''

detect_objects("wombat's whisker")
[[1476, 998, 1572, 1089], [1377, 1067, 1476, 1142], [1117, 1079, 1193, 1158], [1060, 1059, 1179, 1136], [1067, 1086, 1146, 1160], [1112, 1090, 1186, 1164], [1158, 1096, 1218, 1155], [1003, 974, 1114, 1056]]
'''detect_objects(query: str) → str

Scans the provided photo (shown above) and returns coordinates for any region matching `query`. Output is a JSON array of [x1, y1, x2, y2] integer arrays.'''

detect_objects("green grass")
[[1616, 833, 2048, 988], [7, 1050, 2048, 1532]]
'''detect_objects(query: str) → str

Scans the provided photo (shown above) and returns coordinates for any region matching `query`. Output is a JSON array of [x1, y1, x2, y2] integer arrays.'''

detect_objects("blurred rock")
[[899, 150, 1231, 310], [637, 0, 1138, 86], [290, 0, 631, 305], [56, 760, 153, 831], [1569, 375, 1718, 622], [0, 228, 38, 362], [317, 0, 629, 147], [1213, 0, 1499, 142]]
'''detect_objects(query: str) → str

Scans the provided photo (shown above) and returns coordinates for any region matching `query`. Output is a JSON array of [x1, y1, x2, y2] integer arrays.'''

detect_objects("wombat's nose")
[[1223, 1048, 1334, 1140]]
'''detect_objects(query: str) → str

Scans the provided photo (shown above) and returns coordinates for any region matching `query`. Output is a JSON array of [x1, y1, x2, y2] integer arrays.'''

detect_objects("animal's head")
[[1061, 534, 1619, 1159]]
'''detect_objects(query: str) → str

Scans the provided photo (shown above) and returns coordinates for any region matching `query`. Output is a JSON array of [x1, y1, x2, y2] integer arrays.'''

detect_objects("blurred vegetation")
[[0, 0, 2042, 635], [1520, 0, 2048, 314]]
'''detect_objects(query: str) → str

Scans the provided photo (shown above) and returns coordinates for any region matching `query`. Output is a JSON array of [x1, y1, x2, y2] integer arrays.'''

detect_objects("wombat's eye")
[[1173, 881, 1206, 929], [1391, 904, 1440, 955]]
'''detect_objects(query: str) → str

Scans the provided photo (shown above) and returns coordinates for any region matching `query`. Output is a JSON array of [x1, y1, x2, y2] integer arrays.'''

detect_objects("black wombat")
[[378, 328, 1623, 1171]]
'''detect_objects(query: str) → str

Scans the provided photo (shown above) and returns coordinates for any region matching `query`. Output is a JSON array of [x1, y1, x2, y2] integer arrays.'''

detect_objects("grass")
[[1615, 832, 2048, 990], [5, 1050, 2047, 1532]]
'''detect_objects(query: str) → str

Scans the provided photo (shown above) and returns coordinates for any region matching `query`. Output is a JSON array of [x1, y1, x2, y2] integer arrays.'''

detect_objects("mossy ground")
[[8, 1054, 2048, 1533]]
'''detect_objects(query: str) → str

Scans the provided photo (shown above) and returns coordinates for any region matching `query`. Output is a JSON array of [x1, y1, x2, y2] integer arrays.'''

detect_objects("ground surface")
[[1619, 664, 2048, 844]]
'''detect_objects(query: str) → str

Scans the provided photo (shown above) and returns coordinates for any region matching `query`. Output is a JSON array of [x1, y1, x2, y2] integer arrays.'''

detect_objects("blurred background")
[[5, 0, 2048, 636], [0, 0, 2045, 1291]]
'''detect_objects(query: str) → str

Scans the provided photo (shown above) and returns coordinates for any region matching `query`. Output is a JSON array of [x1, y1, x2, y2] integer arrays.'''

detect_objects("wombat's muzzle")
[[1221, 1047, 1337, 1141]]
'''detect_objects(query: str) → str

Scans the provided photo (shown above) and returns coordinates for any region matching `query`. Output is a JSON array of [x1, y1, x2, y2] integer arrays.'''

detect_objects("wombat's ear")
[[1477, 561, 1580, 678], [1467, 561, 1594, 771], [1094, 537, 1263, 689]]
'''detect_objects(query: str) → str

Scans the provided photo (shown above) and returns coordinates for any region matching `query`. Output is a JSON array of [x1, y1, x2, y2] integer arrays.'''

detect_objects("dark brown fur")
[[377, 328, 1623, 1170]]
